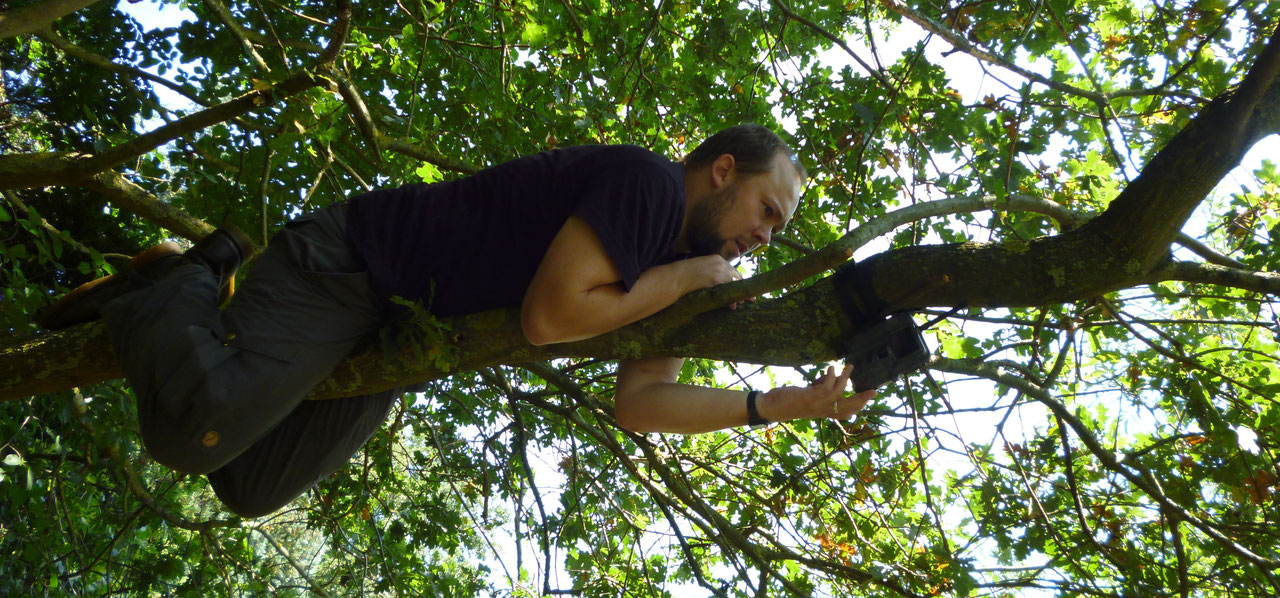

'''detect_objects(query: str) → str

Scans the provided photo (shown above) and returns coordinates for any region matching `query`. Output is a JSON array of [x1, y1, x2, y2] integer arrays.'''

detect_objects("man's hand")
[[616, 359, 876, 434], [675, 254, 758, 309], [524, 218, 745, 345], [676, 254, 742, 293], [757, 364, 875, 423]]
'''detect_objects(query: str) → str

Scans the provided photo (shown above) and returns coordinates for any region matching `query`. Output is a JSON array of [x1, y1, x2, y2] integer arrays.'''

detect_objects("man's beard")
[[685, 182, 738, 257]]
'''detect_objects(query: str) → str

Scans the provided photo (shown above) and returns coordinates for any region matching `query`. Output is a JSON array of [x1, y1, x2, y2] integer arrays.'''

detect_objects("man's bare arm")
[[614, 357, 875, 434], [521, 216, 738, 346]]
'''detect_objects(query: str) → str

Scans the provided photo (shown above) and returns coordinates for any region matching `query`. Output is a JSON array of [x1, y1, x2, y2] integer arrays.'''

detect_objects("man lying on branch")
[[41, 124, 875, 517]]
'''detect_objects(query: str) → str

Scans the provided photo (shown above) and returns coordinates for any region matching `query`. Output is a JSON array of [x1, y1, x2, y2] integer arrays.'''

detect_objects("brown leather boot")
[[38, 224, 254, 330]]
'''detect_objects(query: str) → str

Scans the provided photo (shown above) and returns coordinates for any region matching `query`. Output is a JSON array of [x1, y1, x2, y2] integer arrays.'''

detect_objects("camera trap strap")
[[832, 261, 888, 328], [832, 261, 966, 391]]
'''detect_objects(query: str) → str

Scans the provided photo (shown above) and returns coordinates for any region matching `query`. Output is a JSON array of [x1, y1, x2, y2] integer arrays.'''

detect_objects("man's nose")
[[752, 227, 772, 247]]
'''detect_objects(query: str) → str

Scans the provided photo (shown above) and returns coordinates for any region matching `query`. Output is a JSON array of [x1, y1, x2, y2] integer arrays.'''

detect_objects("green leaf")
[[415, 162, 443, 183], [522, 22, 548, 47]]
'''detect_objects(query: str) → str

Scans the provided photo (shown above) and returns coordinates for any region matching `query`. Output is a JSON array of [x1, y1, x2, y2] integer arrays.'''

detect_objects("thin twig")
[[879, 0, 1181, 104], [1, 190, 99, 259], [258, 143, 273, 244], [770, 0, 892, 89]]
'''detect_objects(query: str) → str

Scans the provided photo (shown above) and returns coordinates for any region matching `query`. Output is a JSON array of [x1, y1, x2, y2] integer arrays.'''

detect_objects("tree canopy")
[[2, 0, 1279, 596]]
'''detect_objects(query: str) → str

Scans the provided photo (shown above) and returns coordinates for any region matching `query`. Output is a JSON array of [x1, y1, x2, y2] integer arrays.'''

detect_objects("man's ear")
[[710, 153, 736, 188]]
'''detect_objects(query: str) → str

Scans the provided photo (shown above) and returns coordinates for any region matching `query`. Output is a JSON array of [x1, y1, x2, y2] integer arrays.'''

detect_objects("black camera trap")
[[842, 312, 931, 392], [832, 262, 957, 391]]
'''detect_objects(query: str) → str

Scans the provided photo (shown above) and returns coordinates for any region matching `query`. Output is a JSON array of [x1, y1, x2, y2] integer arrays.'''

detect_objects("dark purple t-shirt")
[[344, 145, 686, 317]]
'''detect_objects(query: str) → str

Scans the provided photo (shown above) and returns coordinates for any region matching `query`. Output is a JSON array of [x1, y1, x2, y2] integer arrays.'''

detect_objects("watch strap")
[[746, 390, 769, 427]]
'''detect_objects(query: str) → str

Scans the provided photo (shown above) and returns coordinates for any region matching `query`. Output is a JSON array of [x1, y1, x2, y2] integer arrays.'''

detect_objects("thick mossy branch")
[[0, 322, 122, 400], [0, 279, 847, 402], [6, 243, 1279, 402], [854, 232, 1147, 311]]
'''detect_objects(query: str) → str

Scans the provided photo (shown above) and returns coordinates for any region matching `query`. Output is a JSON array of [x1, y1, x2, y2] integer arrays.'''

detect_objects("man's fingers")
[[850, 389, 874, 408], [835, 363, 854, 391], [819, 365, 836, 389], [838, 390, 876, 419]]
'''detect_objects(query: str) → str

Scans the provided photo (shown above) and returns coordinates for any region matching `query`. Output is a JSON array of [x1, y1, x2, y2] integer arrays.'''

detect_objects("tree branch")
[[321, 69, 480, 174], [315, 0, 351, 66], [771, 0, 893, 89], [510, 363, 893, 594], [2, 190, 98, 259], [330, 71, 381, 161], [671, 193, 1081, 321], [854, 46, 1280, 312], [7, 225, 1280, 407], [378, 133, 480, 174], [934, 357, 1280, 570], [0, 82, 309, 192], [67, 388, 237, 533], [1079, 24, 1280, 271], [544, 380, 906, 596], [252, 527, 333, 598], [1173, 234, 1246, 269], [879, 0, 1150, 105], [81, 170, 218, 243], [7, 232, 1280, 403], [240, 27, 324, 54], [0, 0, 354, 191], [202, 0, 273, 74], [77, 69, 327, 176], [1150, 260, 1280, 296], [1056, 415, 1131, 574], [112, 444, 235, 532], [37, 27, 208, 108], [0, 0, 101, 39]]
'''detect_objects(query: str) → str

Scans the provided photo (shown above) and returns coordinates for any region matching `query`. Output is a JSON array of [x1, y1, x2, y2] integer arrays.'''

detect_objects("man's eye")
[[764, 204, 773, 216]]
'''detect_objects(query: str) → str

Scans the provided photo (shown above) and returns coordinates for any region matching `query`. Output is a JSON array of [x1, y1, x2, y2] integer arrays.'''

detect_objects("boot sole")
[[38, 242, 183, 330]]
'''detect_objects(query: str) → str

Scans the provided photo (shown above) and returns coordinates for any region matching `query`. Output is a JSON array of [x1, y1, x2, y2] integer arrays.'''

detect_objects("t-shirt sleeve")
[[574, 160, 683, 291]]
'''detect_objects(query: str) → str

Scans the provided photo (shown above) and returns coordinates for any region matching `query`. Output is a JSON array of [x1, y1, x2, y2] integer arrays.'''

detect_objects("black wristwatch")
[[746, 390, 769, 427]]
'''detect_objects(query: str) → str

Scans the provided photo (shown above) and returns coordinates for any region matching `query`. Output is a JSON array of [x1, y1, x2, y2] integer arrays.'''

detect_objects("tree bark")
[[0, 277, 842, 401], [2, 248, 1277, 402], [83, 171, 218, 243], [1081, 24, 1280, 272]]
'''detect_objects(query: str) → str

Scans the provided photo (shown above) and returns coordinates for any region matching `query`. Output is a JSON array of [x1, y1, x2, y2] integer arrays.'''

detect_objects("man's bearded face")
[[685, 182, 739, 257]]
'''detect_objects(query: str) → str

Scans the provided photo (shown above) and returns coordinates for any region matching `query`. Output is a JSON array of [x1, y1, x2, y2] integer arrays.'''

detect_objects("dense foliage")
[[2, 0, 1278, 596]]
